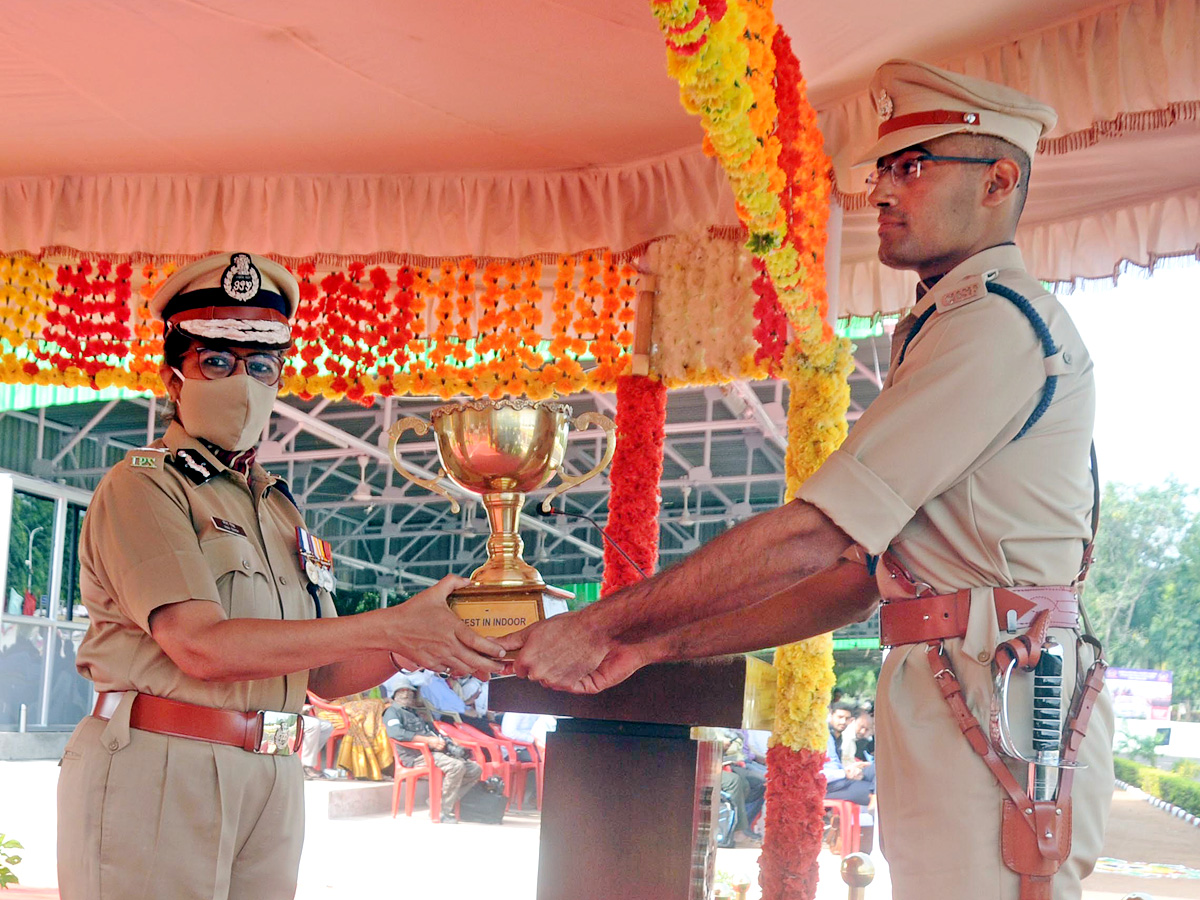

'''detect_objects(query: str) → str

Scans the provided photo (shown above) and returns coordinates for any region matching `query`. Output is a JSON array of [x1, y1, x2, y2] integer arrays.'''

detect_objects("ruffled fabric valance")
[[827, 0, 1200, 316], [0, 148, 739, 263]]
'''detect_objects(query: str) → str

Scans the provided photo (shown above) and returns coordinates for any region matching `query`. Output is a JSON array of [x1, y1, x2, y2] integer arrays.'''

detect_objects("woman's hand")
[[386, 576, 507, 679]]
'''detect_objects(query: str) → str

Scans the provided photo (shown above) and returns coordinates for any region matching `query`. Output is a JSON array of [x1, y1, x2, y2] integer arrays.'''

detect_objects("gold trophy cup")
[[387, 398, 616, 637]]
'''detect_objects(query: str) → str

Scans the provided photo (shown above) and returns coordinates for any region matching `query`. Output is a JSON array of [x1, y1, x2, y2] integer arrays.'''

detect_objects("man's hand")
[[571, 642, 654, 694], [846, 760, 866, 780], [496, 609, 613, 690]]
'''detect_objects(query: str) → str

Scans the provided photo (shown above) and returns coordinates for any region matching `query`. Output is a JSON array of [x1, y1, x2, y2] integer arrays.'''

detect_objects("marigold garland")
[[649, 2, 855, 897], [601, 375, 668, 595]]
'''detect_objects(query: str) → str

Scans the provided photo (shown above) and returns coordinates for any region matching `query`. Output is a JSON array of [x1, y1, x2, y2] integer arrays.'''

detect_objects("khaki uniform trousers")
[[876, 632, 1114, 900], [58, 702, 304, 900]]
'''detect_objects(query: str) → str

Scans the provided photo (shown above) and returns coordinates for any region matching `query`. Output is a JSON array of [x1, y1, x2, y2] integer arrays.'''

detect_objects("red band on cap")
[[878, 109, 983, 138], [168, 306, 289, 325]]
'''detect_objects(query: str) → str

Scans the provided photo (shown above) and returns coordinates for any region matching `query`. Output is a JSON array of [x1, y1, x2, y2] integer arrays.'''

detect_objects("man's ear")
[[982, 158, 1021, 207]]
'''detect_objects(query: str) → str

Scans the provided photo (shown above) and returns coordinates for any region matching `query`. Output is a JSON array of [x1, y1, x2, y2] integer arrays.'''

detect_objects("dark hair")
[[830, 701, 856, 714]]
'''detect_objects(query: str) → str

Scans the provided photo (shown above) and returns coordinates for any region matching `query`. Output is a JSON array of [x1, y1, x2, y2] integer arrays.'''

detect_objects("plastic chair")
[[437, 721, 511, 796], [499, 734, 543, 810], [306, 691, 350, 771], [390, 738, 443, 822], [822, 798, 861, 856]]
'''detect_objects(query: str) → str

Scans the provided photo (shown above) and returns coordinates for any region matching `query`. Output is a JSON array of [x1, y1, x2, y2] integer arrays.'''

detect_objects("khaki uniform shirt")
[[75, 421, 336, 714], [61, 422, 337, 900], [800, 245, 1114, 900]]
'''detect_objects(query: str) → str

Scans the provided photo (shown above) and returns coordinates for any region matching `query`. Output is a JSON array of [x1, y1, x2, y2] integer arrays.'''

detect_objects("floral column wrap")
[[601, 375, 668, 595], [648, 0, 854, 897]]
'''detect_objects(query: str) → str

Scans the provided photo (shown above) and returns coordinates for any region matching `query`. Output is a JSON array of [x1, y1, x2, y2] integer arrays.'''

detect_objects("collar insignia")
[[170, 448, 216, 485], [221, 253, 261, 303]]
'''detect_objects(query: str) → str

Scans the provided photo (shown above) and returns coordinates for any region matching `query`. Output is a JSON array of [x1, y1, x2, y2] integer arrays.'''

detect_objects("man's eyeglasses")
[[866, 153, 1001, 189], [184, 347, 284, 386]]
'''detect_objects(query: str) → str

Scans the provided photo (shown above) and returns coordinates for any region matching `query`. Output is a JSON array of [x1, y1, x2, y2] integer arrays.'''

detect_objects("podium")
[[489, 656, 774, 900]]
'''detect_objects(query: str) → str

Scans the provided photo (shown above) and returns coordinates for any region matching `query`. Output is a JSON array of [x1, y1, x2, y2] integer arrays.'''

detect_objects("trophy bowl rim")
[[429, 397, 574, 421]]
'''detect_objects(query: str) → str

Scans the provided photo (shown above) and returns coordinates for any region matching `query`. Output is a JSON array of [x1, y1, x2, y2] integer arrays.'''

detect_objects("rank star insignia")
[[877, 89, 894, 121], [221, 252, 261, 303]]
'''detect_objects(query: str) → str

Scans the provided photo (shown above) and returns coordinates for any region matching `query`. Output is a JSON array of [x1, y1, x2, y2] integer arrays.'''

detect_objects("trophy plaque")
[[388, 398, 616, 637]]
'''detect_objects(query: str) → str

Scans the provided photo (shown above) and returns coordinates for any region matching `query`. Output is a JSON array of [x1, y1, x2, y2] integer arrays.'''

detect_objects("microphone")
[[534, 503, 649, 581]]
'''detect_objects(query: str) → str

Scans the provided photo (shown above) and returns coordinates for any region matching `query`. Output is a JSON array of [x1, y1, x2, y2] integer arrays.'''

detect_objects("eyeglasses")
[[866, 153, 1001, 189], [184, 347, 284, 386]]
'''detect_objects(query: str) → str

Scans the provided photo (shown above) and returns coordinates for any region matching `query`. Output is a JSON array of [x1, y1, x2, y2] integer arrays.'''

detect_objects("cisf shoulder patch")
[[936, 276, 987, 312]]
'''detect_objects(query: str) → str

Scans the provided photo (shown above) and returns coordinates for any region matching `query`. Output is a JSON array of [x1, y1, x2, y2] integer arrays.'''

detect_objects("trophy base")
[[449, 583, 572, 638]]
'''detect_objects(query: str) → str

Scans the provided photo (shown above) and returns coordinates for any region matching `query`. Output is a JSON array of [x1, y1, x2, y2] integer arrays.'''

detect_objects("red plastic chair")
[[306, 691, 351, 771], [484, 729, 540, 810], [822, 798, 861, 856], [437, 721, 511, 795], [390, 739, 443, 822]]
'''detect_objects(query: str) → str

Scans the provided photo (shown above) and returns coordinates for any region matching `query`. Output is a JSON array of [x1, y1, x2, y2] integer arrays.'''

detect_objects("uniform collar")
[[910, 243, 1026, 320], [162, 421, 273, 487]]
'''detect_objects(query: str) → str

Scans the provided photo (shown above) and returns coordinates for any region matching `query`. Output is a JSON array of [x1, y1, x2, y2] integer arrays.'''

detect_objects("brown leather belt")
[[92, 692, 302, 755], [879, 585, 1079, 647]]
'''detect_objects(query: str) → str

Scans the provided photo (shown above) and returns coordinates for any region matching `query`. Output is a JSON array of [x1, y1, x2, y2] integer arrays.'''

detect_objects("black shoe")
[[439, 812, 458, 823]]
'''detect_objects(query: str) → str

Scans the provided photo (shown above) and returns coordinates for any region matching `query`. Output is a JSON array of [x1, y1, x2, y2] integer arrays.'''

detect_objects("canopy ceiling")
[[1, 0, 1197, 315]]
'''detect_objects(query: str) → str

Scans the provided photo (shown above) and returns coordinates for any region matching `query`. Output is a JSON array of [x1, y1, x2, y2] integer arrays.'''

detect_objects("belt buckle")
[[255, 711, 302, 756]]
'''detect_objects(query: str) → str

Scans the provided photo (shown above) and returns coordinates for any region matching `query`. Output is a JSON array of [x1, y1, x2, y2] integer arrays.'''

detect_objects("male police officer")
[[58, 252, 505, 900], [501, 61, 1114, 899]]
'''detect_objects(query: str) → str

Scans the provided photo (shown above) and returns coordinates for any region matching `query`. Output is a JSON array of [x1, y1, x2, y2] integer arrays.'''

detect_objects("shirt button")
[[1062, 351, 1072, 364], [279, 576, 288, 585], [242, 560, 251, 570], [108, 740, 119, 751], [977, 650, 991, 663]]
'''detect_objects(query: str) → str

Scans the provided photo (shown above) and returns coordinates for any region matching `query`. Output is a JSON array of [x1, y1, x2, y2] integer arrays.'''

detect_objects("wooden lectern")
[[489, 655, 774, 900]]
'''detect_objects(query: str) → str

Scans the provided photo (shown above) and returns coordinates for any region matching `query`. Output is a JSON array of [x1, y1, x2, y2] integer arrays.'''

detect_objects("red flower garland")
[[760, 745, 827, 900], [601, 375, 667, 595]]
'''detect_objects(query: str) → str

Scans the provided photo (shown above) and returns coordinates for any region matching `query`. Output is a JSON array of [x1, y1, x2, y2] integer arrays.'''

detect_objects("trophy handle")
[[387, 416, 461, 514], [541, 412, 617, 512]]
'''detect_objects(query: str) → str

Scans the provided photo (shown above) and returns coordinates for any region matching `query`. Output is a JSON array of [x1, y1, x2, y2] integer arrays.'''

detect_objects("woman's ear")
[[159, 363, 182, 405]]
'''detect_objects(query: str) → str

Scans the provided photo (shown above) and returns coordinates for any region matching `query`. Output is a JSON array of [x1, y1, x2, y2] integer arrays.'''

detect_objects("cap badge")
[[876, 90, 894, 121], [221, 253, 262, 303]]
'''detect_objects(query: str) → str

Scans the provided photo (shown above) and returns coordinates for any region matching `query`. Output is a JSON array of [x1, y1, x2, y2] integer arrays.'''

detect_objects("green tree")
[[1086, 480, 1200, 718]]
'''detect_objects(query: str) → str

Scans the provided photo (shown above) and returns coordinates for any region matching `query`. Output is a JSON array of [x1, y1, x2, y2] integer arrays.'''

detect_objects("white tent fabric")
[[0, 0, 1195, 316]]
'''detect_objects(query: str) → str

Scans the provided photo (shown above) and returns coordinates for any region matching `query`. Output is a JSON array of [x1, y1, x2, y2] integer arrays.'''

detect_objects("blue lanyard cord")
[[893, 282, 1059, 439]]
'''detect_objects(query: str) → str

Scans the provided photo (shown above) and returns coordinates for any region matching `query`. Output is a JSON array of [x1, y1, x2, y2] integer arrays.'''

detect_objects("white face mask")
[[173, 372, 277, 452]]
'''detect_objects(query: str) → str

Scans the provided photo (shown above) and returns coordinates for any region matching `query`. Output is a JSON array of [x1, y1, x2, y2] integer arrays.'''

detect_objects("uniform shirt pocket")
[[198, 535, 274, 620]]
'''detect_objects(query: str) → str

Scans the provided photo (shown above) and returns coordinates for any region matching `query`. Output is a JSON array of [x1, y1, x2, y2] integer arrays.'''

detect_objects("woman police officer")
[[57, 252, 504, 900]]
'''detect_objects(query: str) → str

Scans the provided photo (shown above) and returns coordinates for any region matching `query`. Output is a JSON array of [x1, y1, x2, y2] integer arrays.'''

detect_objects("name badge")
[[212, 517, 248, 537]]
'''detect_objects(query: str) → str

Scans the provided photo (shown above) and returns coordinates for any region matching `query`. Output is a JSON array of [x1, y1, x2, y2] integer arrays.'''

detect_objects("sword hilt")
[[1032, 639, 1065, 800]]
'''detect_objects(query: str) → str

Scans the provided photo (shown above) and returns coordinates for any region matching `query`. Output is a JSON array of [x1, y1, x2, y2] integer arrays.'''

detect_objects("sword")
[[1030, 638, 1065, 801]]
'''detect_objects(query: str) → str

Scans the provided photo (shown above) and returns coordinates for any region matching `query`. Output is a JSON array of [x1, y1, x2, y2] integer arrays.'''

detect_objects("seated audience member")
[[740, 727, 770, 779], [721, 728, 765, 843], [825, 702, 875, 805], [852, 707, 875, 762], [383, 677, 482, 821], [300, 701, 335, 778]]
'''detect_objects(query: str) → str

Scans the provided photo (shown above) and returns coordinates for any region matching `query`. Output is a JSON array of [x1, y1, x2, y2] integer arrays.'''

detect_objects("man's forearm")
[[639, 559, 880, 664], [584, 499, 853, 643]]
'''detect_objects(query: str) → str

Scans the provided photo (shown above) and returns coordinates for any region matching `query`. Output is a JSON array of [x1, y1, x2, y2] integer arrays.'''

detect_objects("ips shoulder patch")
[[124, 447, 164, 471]]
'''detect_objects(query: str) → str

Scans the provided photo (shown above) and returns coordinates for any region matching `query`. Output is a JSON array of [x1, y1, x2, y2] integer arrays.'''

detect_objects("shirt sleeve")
[[800, 295, 1046, 555], [81, 463, 220, 633], [383, 706, 419, 742]]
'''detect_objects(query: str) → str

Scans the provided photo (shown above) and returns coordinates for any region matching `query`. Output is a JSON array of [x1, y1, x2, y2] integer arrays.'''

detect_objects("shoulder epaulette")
[[168, 448, 217, 485]]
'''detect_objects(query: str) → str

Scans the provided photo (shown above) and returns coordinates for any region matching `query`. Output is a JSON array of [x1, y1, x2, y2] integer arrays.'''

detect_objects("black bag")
[[456, 777, 507, 824], [441, 737, 470, 761]]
